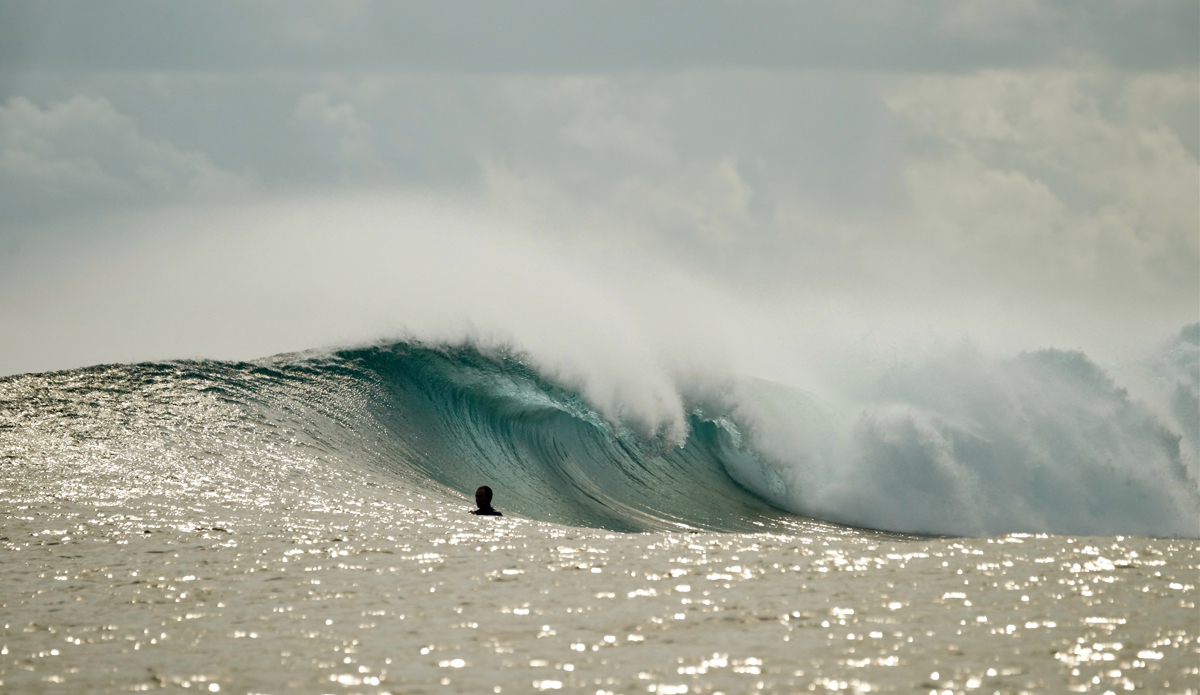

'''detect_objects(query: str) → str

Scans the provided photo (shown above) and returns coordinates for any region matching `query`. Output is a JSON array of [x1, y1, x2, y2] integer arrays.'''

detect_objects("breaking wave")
[[4, 326, 1197, 537]]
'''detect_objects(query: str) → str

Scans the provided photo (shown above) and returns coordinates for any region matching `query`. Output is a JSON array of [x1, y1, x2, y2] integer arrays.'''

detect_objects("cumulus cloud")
[[883, 70, 1198, 306], [463, 72, 900, 257], [0, 95, 252, 222], [463, 70, 1195, 318]]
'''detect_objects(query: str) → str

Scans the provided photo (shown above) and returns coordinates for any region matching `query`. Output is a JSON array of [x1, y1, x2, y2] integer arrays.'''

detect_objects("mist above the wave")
[[0, 190, 1190, 406], [4, 187, 1193, 376]]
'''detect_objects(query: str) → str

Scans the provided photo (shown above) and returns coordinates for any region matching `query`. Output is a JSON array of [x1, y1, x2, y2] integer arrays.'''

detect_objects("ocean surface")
[[2, 332, 1198, 694]]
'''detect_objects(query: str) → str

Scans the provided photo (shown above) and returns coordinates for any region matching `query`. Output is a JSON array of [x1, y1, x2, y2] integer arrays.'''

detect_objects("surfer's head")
[[475, 485, 493, 509]]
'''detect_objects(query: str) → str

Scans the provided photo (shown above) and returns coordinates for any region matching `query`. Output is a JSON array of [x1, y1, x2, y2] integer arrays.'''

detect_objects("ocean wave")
[[4, 326, 1197, 538]]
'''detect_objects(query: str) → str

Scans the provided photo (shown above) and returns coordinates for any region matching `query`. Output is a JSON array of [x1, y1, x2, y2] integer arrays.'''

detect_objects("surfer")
[[471, 485, 503, 516]]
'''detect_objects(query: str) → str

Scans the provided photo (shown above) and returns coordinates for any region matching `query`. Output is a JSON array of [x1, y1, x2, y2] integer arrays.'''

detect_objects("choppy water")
[[2, 337, 1198, 693]]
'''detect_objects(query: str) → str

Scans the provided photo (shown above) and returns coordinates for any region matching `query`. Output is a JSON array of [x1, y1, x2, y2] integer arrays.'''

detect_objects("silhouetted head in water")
[[472, 485, 502, 516]]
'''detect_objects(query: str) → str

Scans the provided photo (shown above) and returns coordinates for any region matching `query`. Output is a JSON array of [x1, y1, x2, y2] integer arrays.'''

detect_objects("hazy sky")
[[1, 0, 1197, 379]]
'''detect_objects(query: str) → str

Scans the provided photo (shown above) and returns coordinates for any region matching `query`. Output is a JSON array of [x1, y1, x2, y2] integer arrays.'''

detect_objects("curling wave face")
[[325, 343, 802, 533]]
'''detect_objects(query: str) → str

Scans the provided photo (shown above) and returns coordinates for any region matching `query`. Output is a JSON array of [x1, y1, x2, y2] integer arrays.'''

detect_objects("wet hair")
[[475, 485, 493, 506]]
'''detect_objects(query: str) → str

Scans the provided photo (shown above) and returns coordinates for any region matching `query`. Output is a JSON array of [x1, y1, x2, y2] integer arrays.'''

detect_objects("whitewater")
[[3, 322, 1198, 693]]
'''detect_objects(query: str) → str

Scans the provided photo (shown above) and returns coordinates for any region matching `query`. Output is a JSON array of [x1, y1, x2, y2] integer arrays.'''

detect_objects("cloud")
[[411, 68, 1195, 351], [4, 70, 1191, 342], [0, 95, 253, 222], [884, 70, 1198, 302], [463, 71, 903, 250]]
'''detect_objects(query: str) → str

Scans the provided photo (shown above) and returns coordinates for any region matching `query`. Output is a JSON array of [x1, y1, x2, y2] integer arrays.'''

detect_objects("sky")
[[0, 0, 1197, 380]]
